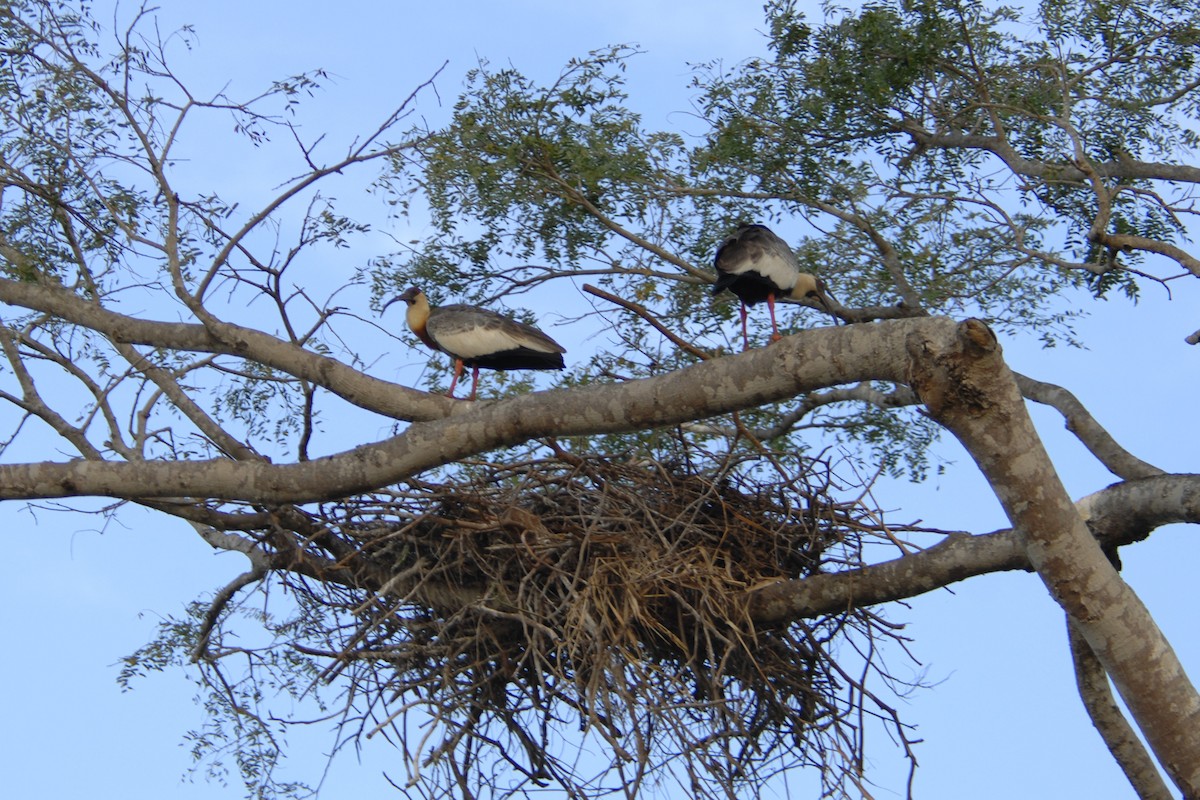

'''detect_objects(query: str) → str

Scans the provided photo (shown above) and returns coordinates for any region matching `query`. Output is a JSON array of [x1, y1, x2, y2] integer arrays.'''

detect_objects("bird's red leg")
[[468, 366, 481, 401], [446, 359, 464, 398], [767, 293, 782, 342], [739, 302, 750, 351]]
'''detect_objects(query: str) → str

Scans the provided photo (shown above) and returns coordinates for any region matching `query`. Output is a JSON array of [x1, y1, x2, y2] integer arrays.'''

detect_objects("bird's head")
[[381, 286, 434, 341], [790, 274, 840, 325], [381, 286, 426, 315]]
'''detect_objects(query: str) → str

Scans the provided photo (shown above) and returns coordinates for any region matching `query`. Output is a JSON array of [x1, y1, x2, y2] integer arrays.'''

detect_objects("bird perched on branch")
[[385, 286, 566, 400], [712, 223, 834, 348]]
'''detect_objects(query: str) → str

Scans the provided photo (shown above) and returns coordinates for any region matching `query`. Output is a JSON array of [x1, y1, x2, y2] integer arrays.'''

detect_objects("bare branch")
[[583, 283, 716, 361], [1016, 374, 1165, 480], [0, 317, 939, 502], [0, 276, 447, 421], [113, 341, 264, 462], [1068, 619, 1174, 800], [751, 473, 1200, 621]]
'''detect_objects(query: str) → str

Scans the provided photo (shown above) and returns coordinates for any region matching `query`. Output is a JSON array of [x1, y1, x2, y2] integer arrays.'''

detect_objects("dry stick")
[[582, 283, 715, 361]]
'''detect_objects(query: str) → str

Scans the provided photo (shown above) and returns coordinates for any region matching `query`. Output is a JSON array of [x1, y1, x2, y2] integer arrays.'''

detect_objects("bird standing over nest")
[[385, 286, 566, 400], [712, 223, 835, 349]]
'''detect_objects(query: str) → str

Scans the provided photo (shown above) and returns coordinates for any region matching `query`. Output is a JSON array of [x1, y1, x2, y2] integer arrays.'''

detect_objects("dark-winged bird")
[[385, 287, 566, 400], [712, 223, 833, 348]]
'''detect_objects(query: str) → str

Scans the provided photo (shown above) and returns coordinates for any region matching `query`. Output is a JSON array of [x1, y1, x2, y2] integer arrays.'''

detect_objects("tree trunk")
[[905, 319, 1200, 796]]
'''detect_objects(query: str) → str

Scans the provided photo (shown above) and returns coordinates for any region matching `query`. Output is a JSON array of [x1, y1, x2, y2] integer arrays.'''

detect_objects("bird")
[[711, 223, 834, 348], [384, 286, 566, 400]]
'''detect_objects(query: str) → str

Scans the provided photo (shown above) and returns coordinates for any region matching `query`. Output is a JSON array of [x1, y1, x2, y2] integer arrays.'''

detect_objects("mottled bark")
[[749, 474, 1200, 620]]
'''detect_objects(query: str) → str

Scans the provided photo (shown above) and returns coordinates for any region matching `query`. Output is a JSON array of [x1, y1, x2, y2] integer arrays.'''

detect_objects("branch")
[[1067, 619, 1174, 800], [0, 316, 940, 502], [1015, 374, 1165, 481], [899, 123, 1200, 186], [749, 474, 1200, 621], [582, 283, 715, 361], [191, 566, 268, 663], [1098, 231, 1200, 277], [0, 275, 450, 422], [751, 382, 920, 440], [113, 341, 264, 462], [0, 327, 106, 459]]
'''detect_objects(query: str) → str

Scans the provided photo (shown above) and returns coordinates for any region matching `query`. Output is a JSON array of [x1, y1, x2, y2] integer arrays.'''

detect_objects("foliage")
[[120, 604, 322, 800]]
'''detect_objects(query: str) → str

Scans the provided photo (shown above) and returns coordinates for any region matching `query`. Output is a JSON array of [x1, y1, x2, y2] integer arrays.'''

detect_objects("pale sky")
[[2, 2, 1197, 798]]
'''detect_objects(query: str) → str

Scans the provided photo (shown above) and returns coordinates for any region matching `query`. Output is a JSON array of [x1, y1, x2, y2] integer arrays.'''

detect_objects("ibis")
[[712, 223, 833, 348], [385, 286, 566, 400]]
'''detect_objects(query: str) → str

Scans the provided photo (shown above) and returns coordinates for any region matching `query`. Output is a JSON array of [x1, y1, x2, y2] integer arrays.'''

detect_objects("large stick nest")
[[278, 451, 915, 798]]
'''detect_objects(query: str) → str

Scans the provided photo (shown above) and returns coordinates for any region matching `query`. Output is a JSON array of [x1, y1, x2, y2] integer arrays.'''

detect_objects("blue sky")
[[2, 1, 1197, 798]]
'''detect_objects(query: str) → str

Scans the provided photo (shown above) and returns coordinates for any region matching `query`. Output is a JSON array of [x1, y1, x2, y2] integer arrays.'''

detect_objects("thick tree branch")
[[750, 529, 1021, 620], [750, 474, 1200, 621], [0, 316, 937, 502], [1078, 475, 1200, 543]]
